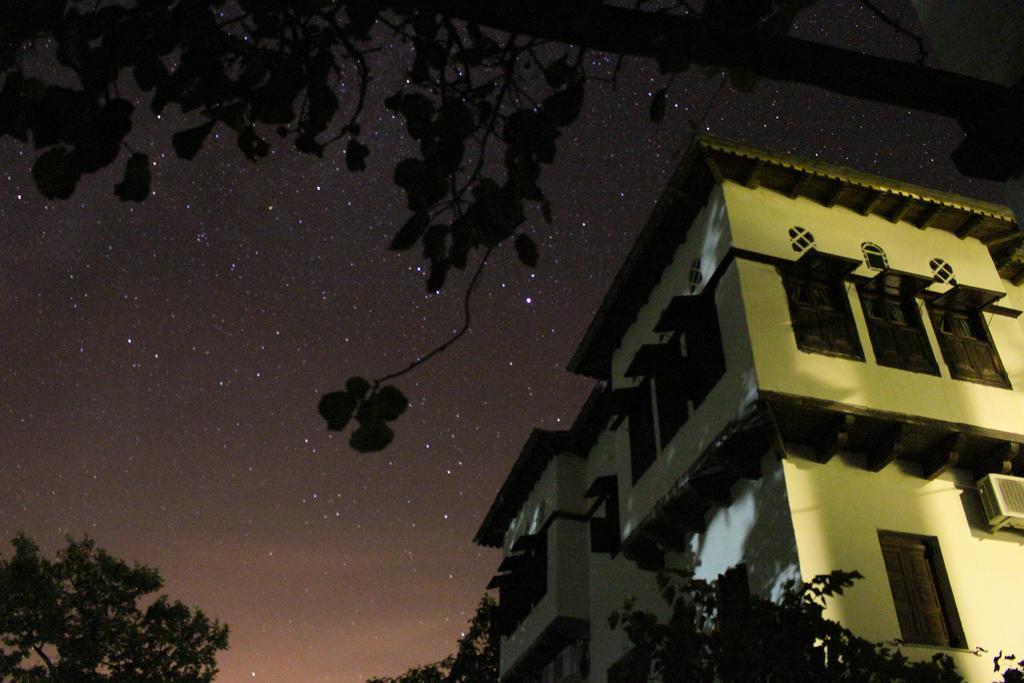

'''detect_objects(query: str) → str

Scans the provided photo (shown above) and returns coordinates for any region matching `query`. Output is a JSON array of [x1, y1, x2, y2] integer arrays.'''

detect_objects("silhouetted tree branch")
[[4, 0, 1021, 450]]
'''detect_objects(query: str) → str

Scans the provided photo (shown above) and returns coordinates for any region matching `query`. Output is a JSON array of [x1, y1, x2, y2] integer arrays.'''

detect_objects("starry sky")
[[0, 2, 1006, 681]]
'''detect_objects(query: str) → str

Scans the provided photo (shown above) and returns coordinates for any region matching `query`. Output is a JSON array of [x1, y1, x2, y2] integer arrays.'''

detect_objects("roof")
[[473, 429, 577, 548], [474, 385, 609, 548], [567, 135, 1023, 380]]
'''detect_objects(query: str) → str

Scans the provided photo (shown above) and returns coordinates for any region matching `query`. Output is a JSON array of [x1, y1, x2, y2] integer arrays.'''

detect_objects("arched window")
[[861, 242, 888, 270]]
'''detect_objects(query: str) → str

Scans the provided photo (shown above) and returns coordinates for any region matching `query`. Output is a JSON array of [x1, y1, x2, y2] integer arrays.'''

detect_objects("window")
[[878, 532, 965, 648], [628, 378, 657, 484], [860, 291, 938, 375], [929, 258, 957, 285], [789, 226, 816, 253], [862, 242, 888, 270], [930, 308, 1010, 387], [782, 273, 863, 359]]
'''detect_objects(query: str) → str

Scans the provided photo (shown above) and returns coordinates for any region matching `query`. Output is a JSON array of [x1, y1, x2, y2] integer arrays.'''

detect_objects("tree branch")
[[418, 0, 1014, 124], [374, 246, 493, 385]]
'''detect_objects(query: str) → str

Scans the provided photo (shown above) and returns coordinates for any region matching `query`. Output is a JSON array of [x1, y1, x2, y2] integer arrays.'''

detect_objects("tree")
[[4, 1, 1022, 450], [609, 565, 1023, 682], [367, 594, 497, 683], [0, 533, 229, 682]]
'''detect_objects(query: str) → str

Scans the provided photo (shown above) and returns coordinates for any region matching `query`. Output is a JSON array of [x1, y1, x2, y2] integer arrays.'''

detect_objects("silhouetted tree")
[[368, 594, 497, 683], [610, 566, 1023, 682], [4, 1, 1021, 450], [0, 534, 229, 682]]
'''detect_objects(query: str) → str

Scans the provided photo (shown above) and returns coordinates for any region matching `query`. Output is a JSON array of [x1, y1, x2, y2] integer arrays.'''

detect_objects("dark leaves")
[[390, 213, 429, 251], [650, 88, 668, 123], [114, 152, 150, 201], [514, 234, 539, 268], [350, 420, 394, 452], [238, 127, 269, 161], [32, 146, 80, 199], [319, 380, 408, 452], [171, 120, 216, 160], [318, 391, 357, 431], [542, 81, 584, 127], [345, 138, 369, 171]]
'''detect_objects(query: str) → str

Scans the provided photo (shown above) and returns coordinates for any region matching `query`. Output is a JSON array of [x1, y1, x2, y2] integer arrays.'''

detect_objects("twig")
[[373, 246, 493, 385], [859, 0, 927, 63]]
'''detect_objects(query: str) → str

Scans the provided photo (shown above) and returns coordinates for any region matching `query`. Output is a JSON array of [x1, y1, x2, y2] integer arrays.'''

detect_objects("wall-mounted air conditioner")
[[977, 473, 1024, 532], [540, 642, 586, 683]]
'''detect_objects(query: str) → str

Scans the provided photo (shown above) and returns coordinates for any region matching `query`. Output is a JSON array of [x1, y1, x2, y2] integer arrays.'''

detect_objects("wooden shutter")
[[879, 533, 956, 647], [628, 379, 657, 484], [931, 310, 1010, 387], [862, 293, 937, 374], [783, 274, 861, 358], [654, 365, 688, 447]]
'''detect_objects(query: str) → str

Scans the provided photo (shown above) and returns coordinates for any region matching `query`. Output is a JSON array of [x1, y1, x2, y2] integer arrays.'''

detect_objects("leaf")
[[514, 234, 539, 268], [728, 68, 760, 93], [171, 120, 216, 160], [318, 391, 356, 431], [542, 81, 584, 127], [32, 146, 80, 199], [238, 127, 269, 161], [390, 213, 429, 251], [350, 420, 394, 452], [114, 153, 150, 202], [375, 385, 408, 421], [345, 138, 369, 171], [345, 376, 371, 400], [650, 87, 668, 124]]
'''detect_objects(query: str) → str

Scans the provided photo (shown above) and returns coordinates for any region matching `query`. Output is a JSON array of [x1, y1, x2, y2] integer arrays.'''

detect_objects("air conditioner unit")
[[540, 642, 585, 683], [977, 473, 1024, 532]]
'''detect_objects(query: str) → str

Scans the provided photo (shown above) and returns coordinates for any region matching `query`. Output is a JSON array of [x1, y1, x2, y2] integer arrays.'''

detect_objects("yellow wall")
[[724, 180, 1024, 439], [783, 454, 1024, 680]]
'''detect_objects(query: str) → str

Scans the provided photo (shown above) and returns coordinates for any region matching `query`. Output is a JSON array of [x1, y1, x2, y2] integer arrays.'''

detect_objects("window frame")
[[877, 531, 966, 649], [928, 306, 1010, 389], [628, 377, 657, 484], [858, 282, 939, 376], [781, 269, 864, 361]]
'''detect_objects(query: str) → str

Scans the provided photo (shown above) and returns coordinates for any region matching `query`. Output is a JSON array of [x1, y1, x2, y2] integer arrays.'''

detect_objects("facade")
[[474, 136, 1024, 682]]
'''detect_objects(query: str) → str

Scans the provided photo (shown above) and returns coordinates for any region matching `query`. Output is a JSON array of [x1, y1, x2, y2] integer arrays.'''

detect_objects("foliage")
[[4, 1, 1016, 449], [609, 567, 1016, 683], [0, 533, 229, 682], [367, 594, 498, 683]]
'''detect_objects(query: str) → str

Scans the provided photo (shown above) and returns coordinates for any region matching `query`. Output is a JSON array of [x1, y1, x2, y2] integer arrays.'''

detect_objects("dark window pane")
[[929, 308, 1010, 387], [782, 273, 862, 360], [629, 379, 657, 484], [860, 292, 937, 374]]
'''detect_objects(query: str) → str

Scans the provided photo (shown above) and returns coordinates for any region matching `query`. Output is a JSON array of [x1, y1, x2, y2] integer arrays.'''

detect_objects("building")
[[474, 136, 1024, 682]]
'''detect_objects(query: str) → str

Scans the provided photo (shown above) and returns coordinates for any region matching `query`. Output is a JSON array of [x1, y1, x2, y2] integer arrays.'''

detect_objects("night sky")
[[0, 2, 1006, 681]]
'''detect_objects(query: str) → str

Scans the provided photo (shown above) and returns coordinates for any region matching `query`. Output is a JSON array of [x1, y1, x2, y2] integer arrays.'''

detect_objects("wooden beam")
[[975, 441, 1020, 479], [981, 229, 1024, 248], [824, 180, 846, 207], [814, 414, 855, 463], [860, 190, 884, 216], [955, 215, 985, 239], [745, 160, 764, 189], [922, 433, 965, 480], [915, 203, 942, 229], [787, 173, 811, 199], [867, 424, 904, 472], [888, 197, 914, 224]]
